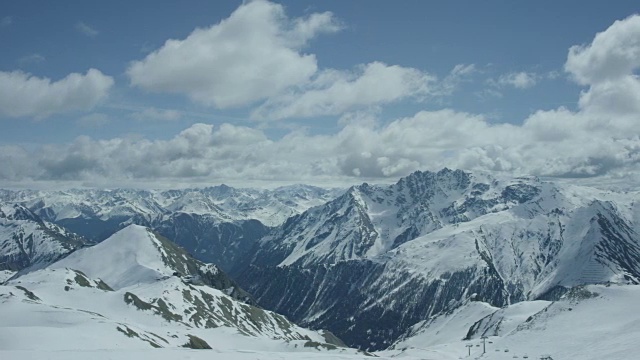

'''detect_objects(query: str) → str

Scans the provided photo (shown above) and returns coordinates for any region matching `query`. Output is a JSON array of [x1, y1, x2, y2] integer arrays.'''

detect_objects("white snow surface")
[[49, 225, 168, 289], [0, 271, 365, 357], [1, 225, 371, 358], [4, 282, 640, 360], [388, 284, 640, 360]]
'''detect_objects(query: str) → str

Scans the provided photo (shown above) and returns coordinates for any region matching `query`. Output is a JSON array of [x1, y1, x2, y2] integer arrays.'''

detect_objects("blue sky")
[[1, 1, 640, 187]]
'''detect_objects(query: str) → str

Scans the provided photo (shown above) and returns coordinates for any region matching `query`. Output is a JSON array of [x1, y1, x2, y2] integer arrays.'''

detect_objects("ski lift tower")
[[466, 343, 473, 356], [481, 336, 488, 354]]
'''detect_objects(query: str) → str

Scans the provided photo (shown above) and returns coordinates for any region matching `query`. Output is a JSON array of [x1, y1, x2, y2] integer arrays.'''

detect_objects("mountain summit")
[[237, 169, 640, 349], [51, 224, 251, 301]]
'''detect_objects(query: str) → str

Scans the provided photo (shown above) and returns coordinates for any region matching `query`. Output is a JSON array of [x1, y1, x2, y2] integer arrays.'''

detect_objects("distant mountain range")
[[0, 185, 341, 273], [1, 168, 639, 355]]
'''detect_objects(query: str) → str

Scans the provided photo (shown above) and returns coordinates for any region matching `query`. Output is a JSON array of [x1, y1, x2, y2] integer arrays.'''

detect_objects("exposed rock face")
[[0, 202, 89, 272], [236, 169, 640, 350]]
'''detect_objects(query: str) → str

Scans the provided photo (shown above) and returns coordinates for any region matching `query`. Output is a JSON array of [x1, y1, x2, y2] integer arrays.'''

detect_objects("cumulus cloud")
[[127, 0, 340, 108], [496, 71, 538, 89], [565, 14, 640, 118], [127, 0, 441, 120], [252, 62, 435, 119], [0, 69, 114, 119], [2, 103, 637, 185], [2, 15, 640, 186], [565, 15, 640, 85], [76, 22, 98, 37]]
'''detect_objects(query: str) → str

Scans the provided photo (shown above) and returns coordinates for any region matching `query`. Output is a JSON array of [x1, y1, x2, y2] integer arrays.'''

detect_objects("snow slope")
[[390, 284, 640, 360], [3, 286, 640, 359], [50, 225, 178, 289], [1, 225, 360, 357]]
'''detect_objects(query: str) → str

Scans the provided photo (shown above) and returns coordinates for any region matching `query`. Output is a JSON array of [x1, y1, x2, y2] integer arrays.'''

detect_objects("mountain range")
[[234, 169, 640, 349], [0, 185, 340, 274], [1, 168, 640, 358]]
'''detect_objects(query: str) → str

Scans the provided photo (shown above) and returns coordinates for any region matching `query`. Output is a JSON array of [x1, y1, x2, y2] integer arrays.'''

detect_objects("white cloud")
[[2, 14, 640, 186], [2, 100, 636, 184], [565, 15, 640, 85], [76, 22, 98, 37], [438, 64, 476, 95], [130, 107, 182, 121], [127, 0, 437, 120], [252, 62, 435, 120], [496, 71, 537, 89], [565, 14, 640, 118], [0, 98, 639, 184], [0, 69, 114, 119], [127, 0, 340, 108]]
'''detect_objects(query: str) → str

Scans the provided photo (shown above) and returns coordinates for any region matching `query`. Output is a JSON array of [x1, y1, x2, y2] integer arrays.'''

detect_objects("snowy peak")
[[50, 225, 170, 289], [556, 200, 640, 287], [49, 225, 251, 301], [260, 169, 515, 266], [0, 202, 89, 272], [0, 203, 42, 223], [239, 169, 640, 349]]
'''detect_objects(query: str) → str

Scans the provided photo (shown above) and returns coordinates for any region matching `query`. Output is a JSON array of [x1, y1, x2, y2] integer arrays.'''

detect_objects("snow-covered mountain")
[[3, 169, 640, 355], [388, 284, 640, 360], [0, 202, 89, 272], [1, 225, 356, 356], [0, 185, 341, 228], [0, 185, 341, 273], [236, 169, 640, 350], [48, 225, 253, 302]]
